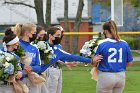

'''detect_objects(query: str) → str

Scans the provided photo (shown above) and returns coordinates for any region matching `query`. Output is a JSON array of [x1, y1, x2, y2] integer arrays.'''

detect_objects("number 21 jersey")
[[95, 38, 133, 72]]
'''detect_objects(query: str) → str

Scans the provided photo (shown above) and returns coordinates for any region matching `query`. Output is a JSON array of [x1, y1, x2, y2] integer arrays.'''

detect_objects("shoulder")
[[120, 39, 130, 47], [55, 44, 62, 49], [29, 44, 39, 52], [98, 38, 115, 45]]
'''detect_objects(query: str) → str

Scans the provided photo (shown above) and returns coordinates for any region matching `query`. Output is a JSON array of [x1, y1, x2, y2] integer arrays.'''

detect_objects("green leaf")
[[0, 68, 4, 78], [14, 45, 26, 57], [44, 53, 50, 64]]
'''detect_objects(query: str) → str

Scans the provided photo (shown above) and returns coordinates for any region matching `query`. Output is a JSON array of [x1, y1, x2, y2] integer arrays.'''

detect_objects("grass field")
[[62, 62, 140, 93]]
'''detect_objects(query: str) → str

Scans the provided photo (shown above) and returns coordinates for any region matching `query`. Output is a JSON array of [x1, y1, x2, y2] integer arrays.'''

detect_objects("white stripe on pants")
[[96, 71, 125, 93], [0, 85, 15, 93], [46, 67, 62, 93]]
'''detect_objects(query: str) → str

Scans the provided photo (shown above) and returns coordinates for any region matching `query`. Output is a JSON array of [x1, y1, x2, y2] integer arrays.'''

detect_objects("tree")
[[4, 0, 51, 30], [46, 0, 51, 29], [124, 0, 140, 8], [72, 0, 84, 53], [34, 0, 45, 26], [64, 0, 70, 52]]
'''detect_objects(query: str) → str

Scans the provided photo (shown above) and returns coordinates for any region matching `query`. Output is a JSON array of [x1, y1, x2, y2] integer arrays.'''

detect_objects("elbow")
[[127, 62, 133, 67]]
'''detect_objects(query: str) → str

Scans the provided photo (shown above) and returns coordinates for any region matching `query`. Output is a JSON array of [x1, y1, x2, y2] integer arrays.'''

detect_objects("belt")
[[51, 62, 62, 69], [100, 70, 124, 73], [50, 65, 61, 69]]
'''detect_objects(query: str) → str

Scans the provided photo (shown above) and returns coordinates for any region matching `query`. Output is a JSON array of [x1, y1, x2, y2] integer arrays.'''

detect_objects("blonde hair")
[[103, 20, 120, 42], [12, 23, 36, 37]]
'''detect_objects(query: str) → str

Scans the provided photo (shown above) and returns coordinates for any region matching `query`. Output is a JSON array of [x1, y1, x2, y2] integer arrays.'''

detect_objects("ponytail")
[[109, 20, 120, 42], [13, 23, 36, 37], [103, 20, 120, 42], [12, 24, 22, 37]]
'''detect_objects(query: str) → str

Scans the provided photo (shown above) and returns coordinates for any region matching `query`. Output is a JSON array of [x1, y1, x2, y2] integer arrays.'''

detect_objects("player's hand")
[[24, 65, 32, 73], [65, 62, 79, 70], [16, 72, 22, 79], [65, 62, 79, 67], [92, 55, 103, 66]]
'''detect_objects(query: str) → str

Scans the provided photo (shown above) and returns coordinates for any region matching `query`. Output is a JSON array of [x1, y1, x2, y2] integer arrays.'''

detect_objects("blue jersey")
[[40, 41, 92, 72], [20, 39, 41, 73], [95, 38, 133, 72], [55, 44, 62, 49]]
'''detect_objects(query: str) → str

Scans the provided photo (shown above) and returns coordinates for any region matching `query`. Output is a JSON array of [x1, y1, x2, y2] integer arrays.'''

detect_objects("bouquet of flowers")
[[80, 38, 101, 81], [0, 51, 21, 80], [32, 41, 54, 64], [80, 38, 101, 58], [15, 45, 46, 85], [0, 51, 28, 93]]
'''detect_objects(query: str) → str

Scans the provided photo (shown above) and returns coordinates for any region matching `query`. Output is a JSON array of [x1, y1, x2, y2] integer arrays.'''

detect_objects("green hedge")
[[121, 36, 140, 50]]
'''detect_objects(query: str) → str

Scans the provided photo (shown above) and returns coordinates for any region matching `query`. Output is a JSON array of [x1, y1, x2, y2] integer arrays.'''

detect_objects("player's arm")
[[126, 44, 133, 67]]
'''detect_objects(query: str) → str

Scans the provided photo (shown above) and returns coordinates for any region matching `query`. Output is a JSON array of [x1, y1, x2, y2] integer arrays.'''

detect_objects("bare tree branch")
[[4, 1, 35, 9]]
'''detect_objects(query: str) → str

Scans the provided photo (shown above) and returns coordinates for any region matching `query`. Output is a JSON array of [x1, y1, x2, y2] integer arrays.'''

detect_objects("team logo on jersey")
[[29, 53, 36, 58]]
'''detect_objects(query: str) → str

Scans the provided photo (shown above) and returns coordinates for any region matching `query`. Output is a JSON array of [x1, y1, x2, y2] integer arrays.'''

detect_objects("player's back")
[[96, 38, 133, 72]]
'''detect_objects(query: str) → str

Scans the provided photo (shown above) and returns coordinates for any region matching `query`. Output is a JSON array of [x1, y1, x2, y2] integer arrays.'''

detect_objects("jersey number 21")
[[108, 48, 122, 63]]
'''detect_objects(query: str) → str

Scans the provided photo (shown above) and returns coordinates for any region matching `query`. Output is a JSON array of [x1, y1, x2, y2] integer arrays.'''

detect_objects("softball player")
[[13, 23, 46, 93], [0, 28, 23, 93], [95, 20, 133, 93]]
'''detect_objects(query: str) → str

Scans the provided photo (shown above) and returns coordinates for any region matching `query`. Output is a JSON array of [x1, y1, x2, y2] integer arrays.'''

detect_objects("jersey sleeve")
[[126, 44, 133, 63], [31, 48, 41, 73], [57, 49, 92, 63], [56, 44, 62, 49]]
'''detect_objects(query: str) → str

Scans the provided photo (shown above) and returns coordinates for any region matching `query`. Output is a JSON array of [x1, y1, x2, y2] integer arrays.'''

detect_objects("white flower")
[[88, 43, 93, 47], [87, 51, 92, 56], [80, 38, 99, 57], [82, 44, 90, 50], [44, 50, 49, 53], [80, 49, 87, 54], [4, 53, 14, 61], [50, 50, 54, 54], [0, 55, 5, 63], [89, 39, 95, 43], [37, 41, 46, 50], [85, 41, 89, 44], [5, 57, 11, 62], [3, 62, 10, 68]]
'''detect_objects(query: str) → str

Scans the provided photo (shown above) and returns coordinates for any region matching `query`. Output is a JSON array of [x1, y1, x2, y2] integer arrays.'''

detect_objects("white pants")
[[96, 71, 125, 93], [38, 83, 48, 93], [46, 67, 62, 93], [0, 85, 15, 93], [22, 78, 40, 93]]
